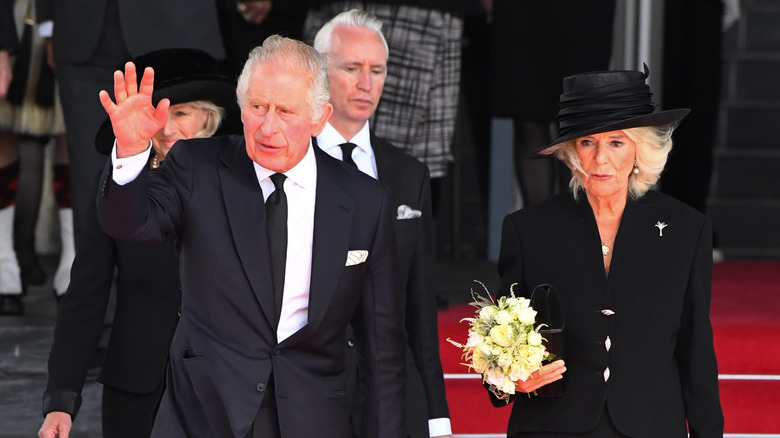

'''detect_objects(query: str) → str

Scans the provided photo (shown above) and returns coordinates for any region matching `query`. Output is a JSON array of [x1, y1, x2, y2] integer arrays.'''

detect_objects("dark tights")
[[513, 120, 555, 207], [13, 136, 46, 273]]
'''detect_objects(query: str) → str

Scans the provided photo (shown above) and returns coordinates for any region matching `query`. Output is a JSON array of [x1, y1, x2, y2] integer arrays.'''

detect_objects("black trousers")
[[101, 383, 163, 438], [56, 0, 131, 239]]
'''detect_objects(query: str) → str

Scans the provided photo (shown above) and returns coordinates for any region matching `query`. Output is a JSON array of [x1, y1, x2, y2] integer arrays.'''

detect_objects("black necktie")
[[339, 142, 358, 168], [266, 173, 287, 324]]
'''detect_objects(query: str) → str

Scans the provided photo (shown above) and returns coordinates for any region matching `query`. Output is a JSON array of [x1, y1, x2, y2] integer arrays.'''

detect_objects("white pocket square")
[[397, 204, 422, 220], [345, 250, 369, 266]]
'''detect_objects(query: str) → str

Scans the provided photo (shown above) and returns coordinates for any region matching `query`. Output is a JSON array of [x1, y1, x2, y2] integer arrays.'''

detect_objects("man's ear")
[[311, 103, 333, 136]]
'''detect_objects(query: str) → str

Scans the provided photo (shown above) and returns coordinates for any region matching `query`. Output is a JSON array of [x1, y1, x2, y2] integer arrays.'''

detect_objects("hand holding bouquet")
[[448, 282, 557, 402]]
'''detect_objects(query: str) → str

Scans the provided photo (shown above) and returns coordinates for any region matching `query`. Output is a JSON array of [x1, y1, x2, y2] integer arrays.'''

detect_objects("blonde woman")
[[494, 66, 723, 437], [39, 48, 235, 438]]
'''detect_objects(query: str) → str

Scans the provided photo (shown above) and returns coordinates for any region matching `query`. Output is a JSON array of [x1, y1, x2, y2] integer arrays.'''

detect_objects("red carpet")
[[438, 261, 780, 436]]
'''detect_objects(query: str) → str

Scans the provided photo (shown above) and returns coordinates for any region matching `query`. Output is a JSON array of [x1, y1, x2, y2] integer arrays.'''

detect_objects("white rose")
[[495, 309, 513, 325], [485, 369, 516, 395], [508, 296, 530, 310], [527, 331, 543, 346], [504, 296, 522, 309], [476, 342, 493, 359], [523, 345, 546, 368], [517, 307, 537, 325], [500, 378, 516, 394], [489, 324, 514, 348], [478, 305, 497, 321], [497, 351, 514, 369], [466, 331, 485, 348], [509, 362, 534, 383]]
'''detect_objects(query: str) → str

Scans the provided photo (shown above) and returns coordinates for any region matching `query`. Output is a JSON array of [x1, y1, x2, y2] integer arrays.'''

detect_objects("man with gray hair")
[[95, 35, 405, 438], [304, 0, 479, 182], [314, 10, 451, 438]]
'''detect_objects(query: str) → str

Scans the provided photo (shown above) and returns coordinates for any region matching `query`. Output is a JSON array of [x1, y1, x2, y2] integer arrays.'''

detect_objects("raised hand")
[[98, 62, 169, 158]]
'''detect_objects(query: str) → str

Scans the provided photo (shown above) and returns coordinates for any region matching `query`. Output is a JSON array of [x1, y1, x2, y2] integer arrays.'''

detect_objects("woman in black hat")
[[491, 66, 723, 437], [38, 48, 237, 438]]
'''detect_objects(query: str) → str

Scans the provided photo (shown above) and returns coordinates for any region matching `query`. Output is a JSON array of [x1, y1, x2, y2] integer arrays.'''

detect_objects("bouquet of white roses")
[[448, 282, 552, 402]]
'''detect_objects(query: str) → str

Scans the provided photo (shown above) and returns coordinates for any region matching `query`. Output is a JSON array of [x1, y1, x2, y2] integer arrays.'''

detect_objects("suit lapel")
[[218, 137, 276, 327], [371, 133, 395, 182], [371, 133, 407, 200], [306, 146, 356, 330]]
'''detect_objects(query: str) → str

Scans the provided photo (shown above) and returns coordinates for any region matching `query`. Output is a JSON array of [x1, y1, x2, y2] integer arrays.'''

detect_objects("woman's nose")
[[162, 115, 177, 136], [594, 143, 609, 163]]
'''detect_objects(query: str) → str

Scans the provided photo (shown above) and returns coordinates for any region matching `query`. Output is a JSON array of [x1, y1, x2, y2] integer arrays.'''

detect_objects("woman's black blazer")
[[495, 190, 723, 437], [43, 189, 180, 418]]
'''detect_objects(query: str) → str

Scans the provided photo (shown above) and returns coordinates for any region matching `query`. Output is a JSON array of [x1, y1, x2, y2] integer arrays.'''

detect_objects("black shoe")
[[0, 295, 24, 315]]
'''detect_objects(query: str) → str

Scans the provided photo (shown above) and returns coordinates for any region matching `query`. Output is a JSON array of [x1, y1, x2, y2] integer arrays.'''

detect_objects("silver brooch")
[[655, 221, 668, 237]]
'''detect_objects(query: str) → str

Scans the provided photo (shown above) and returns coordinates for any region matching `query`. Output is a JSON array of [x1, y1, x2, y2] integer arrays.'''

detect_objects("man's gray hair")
[[312, 9, 389, 58], [236, 35, 330, 121]]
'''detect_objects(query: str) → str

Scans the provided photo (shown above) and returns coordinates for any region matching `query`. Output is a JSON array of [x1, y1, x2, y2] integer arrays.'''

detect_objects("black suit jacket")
[[315, 134, 450, 437], [96, 136, 406, 438], [495, 190, 723, 437], [35, 0, 224, 64], [43, 166, 180, 419], [372, 133, 449, 436]]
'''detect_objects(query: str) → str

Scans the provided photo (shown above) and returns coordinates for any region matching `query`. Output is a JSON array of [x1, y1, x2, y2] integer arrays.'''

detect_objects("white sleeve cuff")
[[38, 21, 53, 38], [111, 140, 152, 185], [428, 417, 452, 437]]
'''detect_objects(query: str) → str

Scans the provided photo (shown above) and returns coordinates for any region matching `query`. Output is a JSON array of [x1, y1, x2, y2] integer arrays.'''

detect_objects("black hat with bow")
[[543, 64, 690, 151]]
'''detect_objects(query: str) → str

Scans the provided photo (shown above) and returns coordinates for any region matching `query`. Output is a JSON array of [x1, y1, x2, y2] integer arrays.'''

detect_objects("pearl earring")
[[632, 160, 639, 175]]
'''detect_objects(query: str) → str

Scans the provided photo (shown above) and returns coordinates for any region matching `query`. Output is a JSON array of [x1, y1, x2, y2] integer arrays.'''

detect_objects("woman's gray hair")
[[236, 35, 330, 121], [312, 9, 389, 58], [188, 100, 224, 138], [540, 125, 678, 200]]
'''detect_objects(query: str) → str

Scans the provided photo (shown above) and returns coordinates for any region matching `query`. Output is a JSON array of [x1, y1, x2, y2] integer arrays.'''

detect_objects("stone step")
[[721, 102, 780, 150], [726, 55, 780, 101], [710, 150, 780, 198], [708, 199, 780, 258], [709, 0, 780, 260], [743, 8, 780, 52]]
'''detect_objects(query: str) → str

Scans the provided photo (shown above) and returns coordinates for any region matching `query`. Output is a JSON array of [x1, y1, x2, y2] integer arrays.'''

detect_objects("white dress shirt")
[[252, 146, 316, 342], [111, 141, 317, 343], [317, 122, 377, 179]]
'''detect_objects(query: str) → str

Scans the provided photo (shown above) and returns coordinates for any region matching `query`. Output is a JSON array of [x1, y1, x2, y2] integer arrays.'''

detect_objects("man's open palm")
[[99, 62, 169, 157]]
